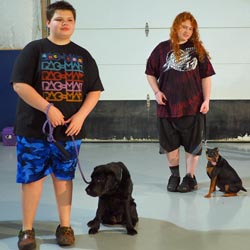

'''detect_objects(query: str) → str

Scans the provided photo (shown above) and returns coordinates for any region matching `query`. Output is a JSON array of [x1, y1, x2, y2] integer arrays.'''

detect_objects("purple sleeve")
[[199, 56, 216, 78], [145, 44, 161, 79]]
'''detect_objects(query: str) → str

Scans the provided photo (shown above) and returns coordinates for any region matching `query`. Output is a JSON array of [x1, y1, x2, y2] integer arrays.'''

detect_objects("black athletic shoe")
[[167, 175, 180, 192], [177, 174, 198, 193]]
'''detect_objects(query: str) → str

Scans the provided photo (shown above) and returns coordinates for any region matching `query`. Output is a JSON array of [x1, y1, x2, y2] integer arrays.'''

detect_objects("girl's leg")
[[166, 148, 181, 192], [185, 152, 199, 177], [177, 152, 199, 192], [166, 148, 180, 166]]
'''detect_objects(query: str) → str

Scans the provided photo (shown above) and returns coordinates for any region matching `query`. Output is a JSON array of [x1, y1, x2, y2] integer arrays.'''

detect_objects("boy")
[[11, 1, 104, 249]]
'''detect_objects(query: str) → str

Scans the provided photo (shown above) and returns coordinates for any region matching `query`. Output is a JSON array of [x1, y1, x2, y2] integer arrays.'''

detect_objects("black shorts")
[[158, 114, 204, 155]]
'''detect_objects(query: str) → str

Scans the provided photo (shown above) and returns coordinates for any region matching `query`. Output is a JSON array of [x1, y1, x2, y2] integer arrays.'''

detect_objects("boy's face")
[[47, 10, 75, 42], [177, 20, 193, 44]]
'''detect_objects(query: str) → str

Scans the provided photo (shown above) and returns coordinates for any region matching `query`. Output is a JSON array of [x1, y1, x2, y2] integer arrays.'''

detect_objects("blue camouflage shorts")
[[16, 136, 82, 184]]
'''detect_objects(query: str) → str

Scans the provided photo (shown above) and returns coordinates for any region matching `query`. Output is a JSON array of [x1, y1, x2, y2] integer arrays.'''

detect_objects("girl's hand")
[[200, 100, 210, 114], [155, 91, 167, 105]]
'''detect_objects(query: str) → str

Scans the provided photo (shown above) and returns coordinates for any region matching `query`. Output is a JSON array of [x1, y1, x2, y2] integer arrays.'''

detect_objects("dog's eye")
[[97, 177, 105, 183]]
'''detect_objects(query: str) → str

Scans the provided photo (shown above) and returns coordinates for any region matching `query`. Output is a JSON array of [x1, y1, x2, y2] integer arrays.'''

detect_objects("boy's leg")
[[16, 136, 51, 231], [21, 178, 45, 230], [52, 174, 72, 227], [50, 139, 82, 227], [50, 140, 81, 246], [52, 174, 75, 246]]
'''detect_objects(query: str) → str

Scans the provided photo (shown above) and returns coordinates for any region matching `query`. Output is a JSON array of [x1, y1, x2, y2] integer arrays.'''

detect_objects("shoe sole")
[[167, 188, 179, 192], [177, 185, 198, 193], [18, 242, 36, 250]]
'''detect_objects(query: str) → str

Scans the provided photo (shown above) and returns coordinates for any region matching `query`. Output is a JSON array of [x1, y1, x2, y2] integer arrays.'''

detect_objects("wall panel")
[[70, 0, 250, 100], [1, 1, 249, 141]]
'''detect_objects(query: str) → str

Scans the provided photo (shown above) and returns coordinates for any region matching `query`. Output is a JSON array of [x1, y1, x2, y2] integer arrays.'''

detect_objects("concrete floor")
[[0, 142, 250, 250]]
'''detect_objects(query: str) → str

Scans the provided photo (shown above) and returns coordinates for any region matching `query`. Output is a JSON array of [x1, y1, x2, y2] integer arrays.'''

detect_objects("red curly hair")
[[170, 12, 210, 62]]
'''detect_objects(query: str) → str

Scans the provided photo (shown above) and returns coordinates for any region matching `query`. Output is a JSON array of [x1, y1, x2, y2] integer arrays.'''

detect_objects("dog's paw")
[[127, 228, 137, 235], [204, 193, 211, 198], [87, 219, 100, 228], [88, 228, 99, 234]]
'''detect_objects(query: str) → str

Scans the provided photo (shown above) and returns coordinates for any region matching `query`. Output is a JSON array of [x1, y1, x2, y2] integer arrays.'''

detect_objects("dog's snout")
[[85, 185, 91, 194], [85, 185, 99, 197], [85, 186, 91, 194]]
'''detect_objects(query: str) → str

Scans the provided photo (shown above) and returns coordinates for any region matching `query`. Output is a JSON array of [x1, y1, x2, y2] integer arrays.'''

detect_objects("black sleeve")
[[11, 41, 39, 86], [83, 52, 104, 94]]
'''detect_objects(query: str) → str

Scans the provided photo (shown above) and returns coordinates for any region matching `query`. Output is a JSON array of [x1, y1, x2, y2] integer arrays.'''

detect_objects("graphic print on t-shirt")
[[41, 53, 83, 102], [163, 47, 197, 72]]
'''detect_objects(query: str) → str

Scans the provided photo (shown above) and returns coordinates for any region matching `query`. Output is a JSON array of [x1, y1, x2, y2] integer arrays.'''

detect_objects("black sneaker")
[[177, 174, 198, 193], [18, 228, 36, 250], [167, 175, 180, 192]]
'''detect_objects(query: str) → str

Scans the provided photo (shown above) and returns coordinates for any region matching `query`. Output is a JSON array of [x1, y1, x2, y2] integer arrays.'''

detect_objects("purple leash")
[[42, 103, 55, 143], [42, 103, 90, 184], [42, 103, 71, 158]]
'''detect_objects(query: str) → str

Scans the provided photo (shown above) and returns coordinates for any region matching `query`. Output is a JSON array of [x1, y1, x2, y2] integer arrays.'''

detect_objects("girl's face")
[[47, 10, 75, 44], [177, 20, 193, 44]]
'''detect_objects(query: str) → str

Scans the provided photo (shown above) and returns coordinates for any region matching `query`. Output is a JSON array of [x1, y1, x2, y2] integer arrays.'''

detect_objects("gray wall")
[[83, 100, 250, 142]]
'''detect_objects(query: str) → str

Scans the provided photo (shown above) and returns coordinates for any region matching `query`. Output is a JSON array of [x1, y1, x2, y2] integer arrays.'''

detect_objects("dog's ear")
[[106, 162, 123, 182], [91, 165, 105, 178]]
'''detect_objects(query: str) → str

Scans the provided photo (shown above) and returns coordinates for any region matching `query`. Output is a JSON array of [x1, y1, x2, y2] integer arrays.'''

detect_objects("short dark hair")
[[46, 1, 76, 21]]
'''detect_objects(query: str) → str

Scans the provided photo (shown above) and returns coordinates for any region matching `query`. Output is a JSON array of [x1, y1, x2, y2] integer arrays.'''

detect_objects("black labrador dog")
[[85, 161, 138, 235]]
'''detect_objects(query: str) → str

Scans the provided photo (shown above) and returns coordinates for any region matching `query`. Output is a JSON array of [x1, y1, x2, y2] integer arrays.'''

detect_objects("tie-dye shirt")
[[11, 38, 104, 140], [145, 40, 215, 118]]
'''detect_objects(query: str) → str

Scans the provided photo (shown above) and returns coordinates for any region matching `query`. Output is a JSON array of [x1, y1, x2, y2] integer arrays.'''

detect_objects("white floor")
[[0, 142, 250, 250]]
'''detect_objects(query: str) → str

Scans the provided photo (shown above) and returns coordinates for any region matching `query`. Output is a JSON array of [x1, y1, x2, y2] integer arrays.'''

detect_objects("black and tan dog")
[[85, 161, 138, 235], [204, 147, 247, 198]]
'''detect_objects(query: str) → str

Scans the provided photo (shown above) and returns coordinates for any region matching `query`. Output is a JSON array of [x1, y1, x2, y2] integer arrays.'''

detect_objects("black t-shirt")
[[145, 40, 215, 118], [11, 38, 104, 141]]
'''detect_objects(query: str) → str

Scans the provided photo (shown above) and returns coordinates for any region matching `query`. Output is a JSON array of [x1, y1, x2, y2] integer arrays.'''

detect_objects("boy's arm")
[[65, 91, 101, 136], [13, 82, 65, 127]]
